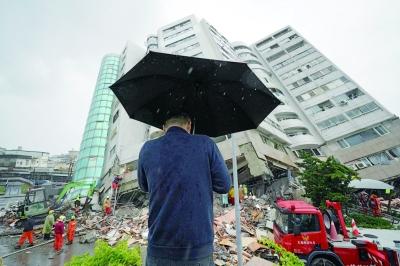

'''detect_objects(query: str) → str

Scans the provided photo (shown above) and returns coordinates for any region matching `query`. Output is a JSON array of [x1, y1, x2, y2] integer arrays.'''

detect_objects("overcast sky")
[[0, 0, 399, 154]]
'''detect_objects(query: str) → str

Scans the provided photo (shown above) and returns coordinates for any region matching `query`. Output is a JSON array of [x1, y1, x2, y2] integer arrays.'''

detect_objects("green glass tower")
[[73, 54, 120, 183]]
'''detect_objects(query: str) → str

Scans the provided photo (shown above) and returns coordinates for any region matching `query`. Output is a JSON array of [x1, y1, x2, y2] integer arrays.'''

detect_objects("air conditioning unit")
[[355, 161, 367, 169], [339, 100, 348, 106]]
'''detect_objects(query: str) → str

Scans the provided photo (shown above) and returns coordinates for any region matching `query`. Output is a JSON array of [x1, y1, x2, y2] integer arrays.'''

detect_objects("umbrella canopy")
[[110, 51, 281, 137], [349, 179, 394, 190]]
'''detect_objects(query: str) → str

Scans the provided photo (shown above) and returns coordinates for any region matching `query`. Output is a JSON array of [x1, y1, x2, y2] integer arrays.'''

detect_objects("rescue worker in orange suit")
[[370, 192, 381, 216], [66, 215, 76, 245], [103, 196, 112, 215], [15, 215, 34, 249], [54, 215, 65, 252], [228, 186, 235, 205]]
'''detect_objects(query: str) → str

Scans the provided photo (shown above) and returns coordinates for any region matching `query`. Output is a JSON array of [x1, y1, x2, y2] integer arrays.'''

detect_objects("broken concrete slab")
[[247, 241, 262, 252], [79, 230, 97, 244], [241, 237, 257, 248]]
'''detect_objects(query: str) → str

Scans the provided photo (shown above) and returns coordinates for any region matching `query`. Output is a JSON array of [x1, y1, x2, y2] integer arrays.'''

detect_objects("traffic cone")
[[330, 221, 339, 241], [351, 219, 360, 237]]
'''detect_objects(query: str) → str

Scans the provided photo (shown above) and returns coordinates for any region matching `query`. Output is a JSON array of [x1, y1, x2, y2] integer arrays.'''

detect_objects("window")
[[310, 66, 336, 80], [296, 76, 350, 102], [273, 28, 291, 39], [275, 212, 320, 234], [112, 110, 119, 123], [389, 147, 400, 158], [375, 125, 388, 135], [337, 125, 389, 148], [367, 152, 391, 165], [163, 20, 191, 34], [293, 148, 322, 157], [166, 34, 196, 48], [256, 37, 273, 49], [317, 115, 348, 130], [270, 44, 279, 49], [267, 51, 286, 62], [286, 41, 305, 53], [272, 48, 316, 71], [333, 88, 364, 104], [306, 100, 335, 115], [346, 102, 380, 119], [290, 77, 311, 89], [164, 27, 193, 41], [175, 42, 200, 54]]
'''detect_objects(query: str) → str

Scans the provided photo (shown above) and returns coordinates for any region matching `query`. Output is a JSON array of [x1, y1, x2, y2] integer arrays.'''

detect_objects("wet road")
[[0, 235, 95, 266]]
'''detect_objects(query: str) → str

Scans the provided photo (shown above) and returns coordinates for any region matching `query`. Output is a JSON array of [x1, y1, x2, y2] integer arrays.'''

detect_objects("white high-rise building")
[[252, 26, 400, 183], [99, 16, 400, 198], [100, 16, 299, 198]]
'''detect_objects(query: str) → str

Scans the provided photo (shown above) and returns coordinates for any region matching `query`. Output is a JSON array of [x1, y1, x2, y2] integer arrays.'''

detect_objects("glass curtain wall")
[[73, 54, 120, 183]]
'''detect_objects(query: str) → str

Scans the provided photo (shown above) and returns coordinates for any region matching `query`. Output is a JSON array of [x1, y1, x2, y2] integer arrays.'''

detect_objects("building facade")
[[73, 54, 121, 183], [0, 147, 76, 183], [99, 16, 299, 199], [251, 26, 400, 183], [96, 16, 399, 199]]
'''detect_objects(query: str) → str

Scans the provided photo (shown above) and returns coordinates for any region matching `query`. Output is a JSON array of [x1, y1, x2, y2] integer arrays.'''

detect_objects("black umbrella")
[[110, 51, 280, 266], [110, 51, 280, 137]]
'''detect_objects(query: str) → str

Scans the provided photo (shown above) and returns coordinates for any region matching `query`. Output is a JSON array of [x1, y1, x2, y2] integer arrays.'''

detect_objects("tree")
[[297, 152, 359, 207]]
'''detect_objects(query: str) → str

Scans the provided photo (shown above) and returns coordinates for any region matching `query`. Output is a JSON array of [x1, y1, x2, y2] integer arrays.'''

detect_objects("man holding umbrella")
[[111, 51, 281, 266], [138, 113, 231, 265]]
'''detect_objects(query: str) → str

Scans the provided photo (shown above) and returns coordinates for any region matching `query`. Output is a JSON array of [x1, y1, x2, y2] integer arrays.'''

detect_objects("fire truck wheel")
[[310, 257, 338, 266]]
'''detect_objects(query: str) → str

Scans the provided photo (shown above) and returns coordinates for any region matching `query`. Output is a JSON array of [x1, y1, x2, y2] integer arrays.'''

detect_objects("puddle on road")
[[0, 235, 95, 266]]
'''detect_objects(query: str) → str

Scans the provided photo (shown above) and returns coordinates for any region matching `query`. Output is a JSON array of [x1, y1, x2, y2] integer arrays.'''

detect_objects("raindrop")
[[219, 63, 222, 67], [156, 108, 160, 113], [169, 92, 172, 96], [187, 67, 194, 75], [213, 73, 217, 76], [182, 96, 186, 100], [241, 96, 244, 100], [223, 92, 226, 96]]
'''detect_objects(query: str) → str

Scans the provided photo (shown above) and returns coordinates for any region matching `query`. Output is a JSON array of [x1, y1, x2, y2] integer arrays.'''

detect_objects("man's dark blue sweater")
[[138, 126, 231, 260]]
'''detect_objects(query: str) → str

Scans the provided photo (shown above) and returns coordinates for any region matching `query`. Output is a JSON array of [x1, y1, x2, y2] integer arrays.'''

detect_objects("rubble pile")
[[0, 194, 279, 265], [73, 196, 278, 265], [212, 196, 277, 265], [76, 205, 149, 247]]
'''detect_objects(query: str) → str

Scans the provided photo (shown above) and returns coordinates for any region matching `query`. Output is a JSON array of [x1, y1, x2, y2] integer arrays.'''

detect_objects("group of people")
[[358, 190, 382, 216], [15, 210, 77, 253], [226, 184, 249, 206]]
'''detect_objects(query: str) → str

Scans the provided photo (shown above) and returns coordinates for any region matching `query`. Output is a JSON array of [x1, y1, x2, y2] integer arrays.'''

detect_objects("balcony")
[[288, 134, 321, 149], [279, 118, 308, 131], [273, 105, 297, 116]]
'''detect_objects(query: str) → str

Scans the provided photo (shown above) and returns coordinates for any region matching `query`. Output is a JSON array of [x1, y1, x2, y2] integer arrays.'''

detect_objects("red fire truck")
[[273, 199, 400, 265]]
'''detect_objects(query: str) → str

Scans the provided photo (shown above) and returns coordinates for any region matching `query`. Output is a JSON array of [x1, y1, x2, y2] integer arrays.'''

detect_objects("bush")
[[346, 213, 393, 229], [65, 240, 141, 266], [258, 237, 304, 266]]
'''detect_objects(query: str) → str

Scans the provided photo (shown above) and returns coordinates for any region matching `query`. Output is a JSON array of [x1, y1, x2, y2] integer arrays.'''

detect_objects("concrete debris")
[[0, 192, 280, 265], [212, 196, 281, 264], [245, 256, 276, 266], [79, 230, 97, 244]]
